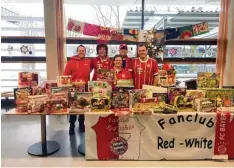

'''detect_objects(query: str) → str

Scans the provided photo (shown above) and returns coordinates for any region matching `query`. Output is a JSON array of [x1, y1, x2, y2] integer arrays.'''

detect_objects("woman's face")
[[98, 47, 106, 57], [114, 57, 123, 68]]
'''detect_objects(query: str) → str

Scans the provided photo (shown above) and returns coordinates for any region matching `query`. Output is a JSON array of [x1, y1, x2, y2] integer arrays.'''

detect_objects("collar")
[[97, 55, 109, 62], [138, 56, 149, 63], [114, 67, 123, 73]]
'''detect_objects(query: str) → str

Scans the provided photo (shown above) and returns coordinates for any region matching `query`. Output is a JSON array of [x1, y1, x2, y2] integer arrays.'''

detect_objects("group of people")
[[63, 43, 159, 135]]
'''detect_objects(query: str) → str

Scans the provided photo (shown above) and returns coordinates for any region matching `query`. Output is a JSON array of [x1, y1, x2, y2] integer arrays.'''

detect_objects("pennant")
[[83, 23, 100, 36], [123, 29, 139, 36], [67, 19, 84, 34], [192, 22, 209, 36], [152, 30, 165, 46], [110, 28, 124, 41], [165, 28, 179, 40], [178, 25, 194, 39]]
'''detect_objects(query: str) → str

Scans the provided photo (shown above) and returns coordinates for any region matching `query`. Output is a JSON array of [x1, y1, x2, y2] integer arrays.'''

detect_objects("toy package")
[[168, 87, 186, 105], [132, 103, 155, 114], [90, 96, 110, 112], [152, 93, 168, 103], [14, 87, 32, 113], [45, 93, 68, 114], [197, 72, 220, 88], [205, 88, 234, 107], [97, 69, 115, 82], [116, 79, 134, 88], [174, 95, 193, 112], [88, 81, 112, 97], [69, 92, 93, 113], [44, 80, 58, 94], [32, 86, 46, 95], [18, 72, 39, 88], [193, 98, 216, 112], [57, 76, 72, 87], [158, 69, 176, 87], [128, 89, 147, 109], [111, 91, 129, 109], [28, 95, 48, 113], [72, 81, 86, 92], [185, 90, 206, 102]]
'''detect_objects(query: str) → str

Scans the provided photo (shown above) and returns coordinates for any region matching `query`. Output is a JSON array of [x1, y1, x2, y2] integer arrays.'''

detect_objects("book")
[[168, 87, 186, 105], [18, 72, 39, 88], [111, 91, 130, 109], [197, 72, 220, 88], [97, 69, 115, 82], [28, 95, 48, 113], [205, 88, 234, 107], [69, 92, 93, 113]]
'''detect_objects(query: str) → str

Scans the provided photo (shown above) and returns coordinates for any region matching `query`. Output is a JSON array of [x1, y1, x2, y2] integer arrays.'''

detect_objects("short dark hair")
[[113, 54, 123, 61], [137, 43, 147, 50], [77, 45, 86, 52], [96, 43, 108, 55]]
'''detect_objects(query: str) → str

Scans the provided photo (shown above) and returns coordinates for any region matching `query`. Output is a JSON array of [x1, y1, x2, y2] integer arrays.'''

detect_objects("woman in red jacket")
[[64, 45, 90, 135]]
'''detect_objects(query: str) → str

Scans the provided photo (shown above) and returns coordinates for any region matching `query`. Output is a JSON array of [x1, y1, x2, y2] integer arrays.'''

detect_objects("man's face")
[[138, 46, 147, 59], [119, 48, 128, 56], [77, 46, 86, 58], [98, 47, 106, 57]]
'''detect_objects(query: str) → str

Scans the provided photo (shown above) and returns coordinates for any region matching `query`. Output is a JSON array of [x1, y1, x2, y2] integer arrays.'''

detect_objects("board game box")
[[128, 89, 147, 109], [88, 81, 112, 97], [185, 90, 206, 102], [69, 92, 93, 113], [197, 72, 220, 88], [14, 87, 32, 113], [111, 91, 129, 109], [193, 98, 217, 112], [152, 93, 168, 103], [168, 87, 186, 105], [32, 86, 46, 95], [45, 93, 68, 114], [18, 72, 39, 88], [28, 95, 48, 113], [158, 69, 176, 87]]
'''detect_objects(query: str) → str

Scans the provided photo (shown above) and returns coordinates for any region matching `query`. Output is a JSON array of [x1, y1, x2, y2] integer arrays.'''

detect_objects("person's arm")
[[152, 60, 159, 86], [63, 61, 71, 76]]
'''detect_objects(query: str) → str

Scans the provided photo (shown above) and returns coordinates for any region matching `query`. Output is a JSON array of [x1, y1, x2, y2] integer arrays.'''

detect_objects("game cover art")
[[197, 72, 220, 88], [18, 72, 39, 88], [168, 87, 186, 105], [111, 91, 129, 109]]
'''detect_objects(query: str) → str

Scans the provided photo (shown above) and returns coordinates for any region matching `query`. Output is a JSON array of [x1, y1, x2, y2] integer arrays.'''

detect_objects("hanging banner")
[[192, 22, 210, 36], [67, 19, 84, 34], [86, 112, 218, 160], [178, 25, 194, 39]]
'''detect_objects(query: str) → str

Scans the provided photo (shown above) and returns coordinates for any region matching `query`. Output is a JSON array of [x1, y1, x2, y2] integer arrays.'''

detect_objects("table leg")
[[78, 132, 85, 156], [28, 115, 60, 156]]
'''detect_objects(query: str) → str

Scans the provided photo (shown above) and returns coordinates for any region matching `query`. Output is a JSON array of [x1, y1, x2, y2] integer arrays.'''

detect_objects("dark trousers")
[[69, 115, 85, 129]]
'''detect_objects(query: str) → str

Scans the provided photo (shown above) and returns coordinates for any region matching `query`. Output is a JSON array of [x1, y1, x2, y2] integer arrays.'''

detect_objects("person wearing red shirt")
[[64, 45, 90, 135], [110, 44, 133, 72], [112, 55, 133, 89], [132, 44, 159, 89], [91, 43, 111, 80]]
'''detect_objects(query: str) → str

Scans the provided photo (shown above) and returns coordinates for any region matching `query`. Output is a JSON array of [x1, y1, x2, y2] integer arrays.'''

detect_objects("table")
[[5, 109, 85, 156], [85, 112, 234, 160]]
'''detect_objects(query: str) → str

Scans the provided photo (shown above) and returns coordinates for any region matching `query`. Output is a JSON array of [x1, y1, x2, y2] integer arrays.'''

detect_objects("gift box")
[[57, 76, 72, 87], [69, 92, 93, 113], [173, 95, 194, 112], [97, 69, 115, 82], [90, 96, 110, 112], [168, 87, 186, 105], [111, 108, 132, 116], [45, 93, 67, 114], [28, 95, 48, 113], [158, 69, 176, 87], [18, 72, 39, 88]]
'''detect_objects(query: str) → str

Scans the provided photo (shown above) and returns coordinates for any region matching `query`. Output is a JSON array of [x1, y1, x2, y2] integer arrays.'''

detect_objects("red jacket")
[[91, 56, 111, 81], [63, 56, 91, 84]]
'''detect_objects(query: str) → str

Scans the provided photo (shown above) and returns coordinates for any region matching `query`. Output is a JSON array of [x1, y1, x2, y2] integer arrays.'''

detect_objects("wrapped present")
[[45, 93, 68, 114], [111, 91, 129, 109], [193, 98, 216, 112], [28, 95, 48, 113], [57, 76, 72, 87], [90, 96, 110, 112], [69, 92, 93, 113], [32, 86, 46, 95], [168, 87, 186, 105], [18, 72, 39, 88], [197, 72, 220, 88]]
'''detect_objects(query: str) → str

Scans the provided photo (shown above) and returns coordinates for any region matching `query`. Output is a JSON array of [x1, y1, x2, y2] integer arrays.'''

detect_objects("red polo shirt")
[[110, 55, 133, 72], [91, 56, 111, 81], [63, 56, 91, 84], [115, 68, 133, 80], [132, 57, 158, 89]]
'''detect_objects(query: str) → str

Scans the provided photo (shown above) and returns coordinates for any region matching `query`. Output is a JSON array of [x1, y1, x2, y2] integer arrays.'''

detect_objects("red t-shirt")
[[110, 56, 133, 72], [115, 69, 133, 80], [91, 56, 111, 81], [132, 57, 158, 89], [63, 56, 91, 84]]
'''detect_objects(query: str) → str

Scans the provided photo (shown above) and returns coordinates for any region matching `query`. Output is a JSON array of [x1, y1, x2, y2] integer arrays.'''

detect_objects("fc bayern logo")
[[218, 145, 227, 154], [109, 136, 128, 155]]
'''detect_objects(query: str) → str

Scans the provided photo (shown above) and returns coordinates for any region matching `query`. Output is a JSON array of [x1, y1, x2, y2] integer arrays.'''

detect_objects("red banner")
[[214, 112, 234, 159]]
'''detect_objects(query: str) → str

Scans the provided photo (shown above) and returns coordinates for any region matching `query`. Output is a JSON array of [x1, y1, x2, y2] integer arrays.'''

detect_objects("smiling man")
[[132, 44, 159, 89]]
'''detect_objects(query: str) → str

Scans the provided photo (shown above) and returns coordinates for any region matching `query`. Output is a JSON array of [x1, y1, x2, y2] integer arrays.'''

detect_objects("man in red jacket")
[[64, 45, 91, 135], [91, 43, 111, 80], [132, 44, 159, 89]]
